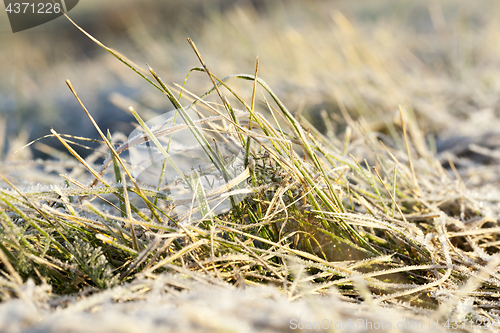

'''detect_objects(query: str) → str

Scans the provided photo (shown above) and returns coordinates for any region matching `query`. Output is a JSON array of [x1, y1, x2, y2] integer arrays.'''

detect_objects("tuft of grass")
[[2, 15, 500, 331]]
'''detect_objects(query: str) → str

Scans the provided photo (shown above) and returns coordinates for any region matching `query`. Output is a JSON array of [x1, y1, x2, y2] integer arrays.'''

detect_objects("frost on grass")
[[3, 11, 500, 332], [67, 238, 119, 290], [2, 79, 500, 331], [0, 273, 452, 333]]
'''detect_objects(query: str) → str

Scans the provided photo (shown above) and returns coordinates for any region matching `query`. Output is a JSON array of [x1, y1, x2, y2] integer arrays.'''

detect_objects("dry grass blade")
[[65, 80, 162, 223]]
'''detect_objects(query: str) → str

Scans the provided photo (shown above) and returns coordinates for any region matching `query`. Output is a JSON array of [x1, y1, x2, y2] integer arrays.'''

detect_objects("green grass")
[[2, 9, 500, 330]]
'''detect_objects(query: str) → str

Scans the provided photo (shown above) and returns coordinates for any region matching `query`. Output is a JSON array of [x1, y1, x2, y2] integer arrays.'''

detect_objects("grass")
[[2, 3, 500, 331]]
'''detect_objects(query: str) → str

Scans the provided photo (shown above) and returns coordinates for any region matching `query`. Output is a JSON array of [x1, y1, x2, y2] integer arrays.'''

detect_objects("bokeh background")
[[1, 0, 500, 177]]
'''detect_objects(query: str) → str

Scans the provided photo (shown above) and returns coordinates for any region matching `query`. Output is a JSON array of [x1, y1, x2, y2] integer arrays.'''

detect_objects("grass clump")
[[1, 19, 500, 330]]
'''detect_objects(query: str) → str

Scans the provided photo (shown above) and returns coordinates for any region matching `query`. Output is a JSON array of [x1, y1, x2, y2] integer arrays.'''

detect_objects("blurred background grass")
[[1, 0, 500, 165]]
